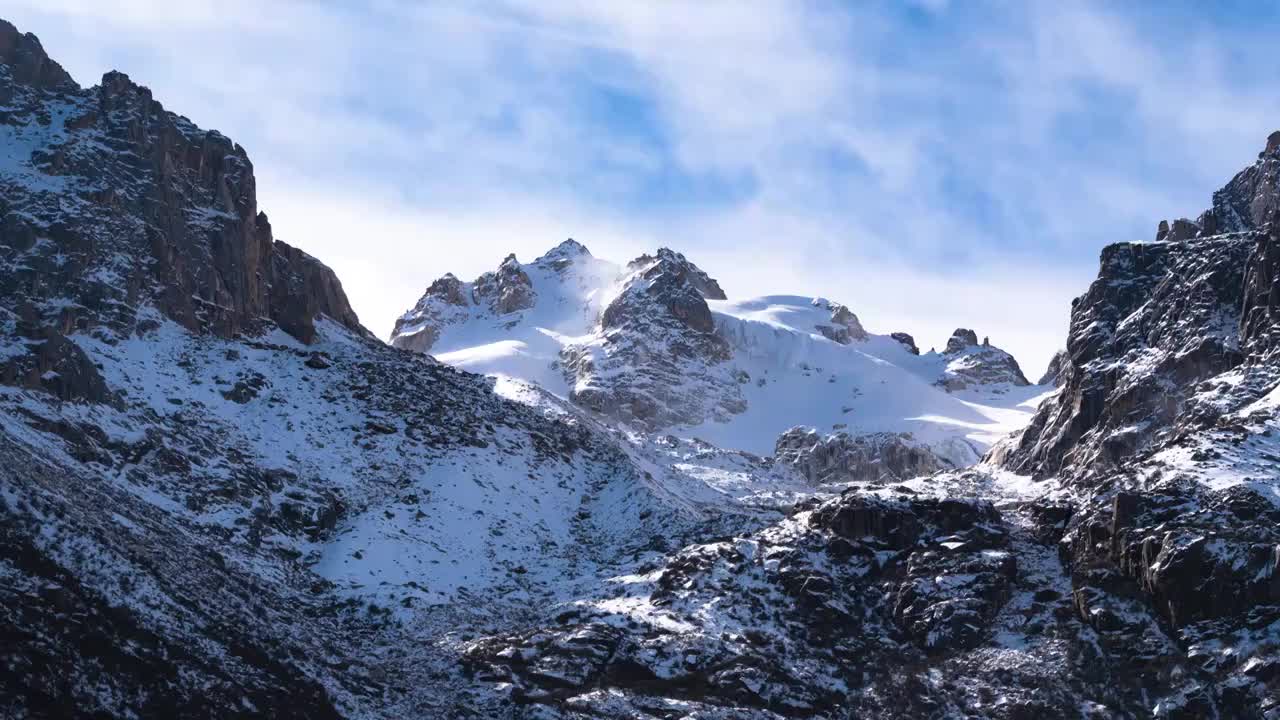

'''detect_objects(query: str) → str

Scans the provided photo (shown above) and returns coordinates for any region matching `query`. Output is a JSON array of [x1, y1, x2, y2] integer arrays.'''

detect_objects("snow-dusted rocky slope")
[[393, 242, 1047, 471], [0, 22, 801, 717], [459, 134, 1280, 718], [5, 16, 1279, 719]]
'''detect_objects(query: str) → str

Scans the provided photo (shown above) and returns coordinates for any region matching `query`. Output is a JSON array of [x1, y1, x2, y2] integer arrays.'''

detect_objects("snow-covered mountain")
[[4, 17, 1279, 719], [392, 243, 1047, 470]]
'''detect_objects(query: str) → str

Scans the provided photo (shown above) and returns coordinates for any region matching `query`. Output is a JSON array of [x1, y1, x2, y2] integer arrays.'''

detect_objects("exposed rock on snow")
[[774, 426, 951, 484], [935, 328, 1030, 392], [566, 247, 741, 430], [810, 298, 867, 345], [890, 331, 920, 355]]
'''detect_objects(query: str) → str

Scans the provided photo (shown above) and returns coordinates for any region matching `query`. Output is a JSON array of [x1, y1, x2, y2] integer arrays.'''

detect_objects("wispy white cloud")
[[6, 1, 1277, 375]]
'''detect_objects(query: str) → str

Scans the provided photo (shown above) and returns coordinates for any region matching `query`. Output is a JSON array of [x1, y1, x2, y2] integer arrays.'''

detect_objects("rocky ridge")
[[988, 132, 1280, 716]]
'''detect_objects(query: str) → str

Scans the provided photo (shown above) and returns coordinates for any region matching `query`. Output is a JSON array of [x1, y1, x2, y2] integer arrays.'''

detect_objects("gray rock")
[[811, 299, 867, 345], [944, 328, 979, 354], [936, 330, 1030, 391], [774, 426, 950, 484], [890, 331, 920, 354], [1037, 348, 1067, 386]]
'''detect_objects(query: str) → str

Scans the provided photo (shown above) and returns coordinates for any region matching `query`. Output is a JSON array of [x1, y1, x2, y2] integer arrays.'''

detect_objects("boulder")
[[774, 427, 950, 484]]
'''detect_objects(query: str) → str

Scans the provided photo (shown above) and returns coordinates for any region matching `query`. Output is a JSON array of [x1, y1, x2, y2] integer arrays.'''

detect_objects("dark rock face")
[[0, 328, 111, 404], [462, 488, 1159, 717], [945, 328, 979, 354], [890, 331, 919, 355], [774, 426, 950, 484], [621, 247, 728, 302], [1241, 227, 1280, 358], [474, 254, 535, 315], [1198, 134, 1280, 235], [602, 248, 724, 334], [1056, 481, 1280, 718], [0, 20, 74, 91], [992, 132, 1280, 717], [269, 238, 364, 344], [999, 235, 1253, 476], [567, 248, 742, 430], [1037, 348, 1068, 386], [0, 45, 366, 350]]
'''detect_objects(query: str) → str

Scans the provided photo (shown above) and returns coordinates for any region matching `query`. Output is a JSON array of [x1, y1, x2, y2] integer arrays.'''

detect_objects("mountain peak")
[[1156, 129, 1280, 241], [1265, 130, 1280, 157], [937, 328, 1029, 390], [628, 247, 727, 301], [0, 19, 75, 91], [0, 18, 366, 346], [535, 237, 591, 263], [944, 328, 979, 354]]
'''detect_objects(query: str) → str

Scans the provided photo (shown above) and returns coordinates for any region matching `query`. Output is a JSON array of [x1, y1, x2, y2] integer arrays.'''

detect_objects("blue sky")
[[9, 1, 1280, 373]]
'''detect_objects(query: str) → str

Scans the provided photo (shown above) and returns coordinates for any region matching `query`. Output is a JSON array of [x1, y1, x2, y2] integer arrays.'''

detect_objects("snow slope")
[[394, 248, 1052, 465], [704, 295, 1050, 462], [393, 240, 620, 397]]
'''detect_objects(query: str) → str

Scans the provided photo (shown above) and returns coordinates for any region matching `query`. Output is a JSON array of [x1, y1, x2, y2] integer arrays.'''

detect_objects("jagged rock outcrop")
[[992, 132, 1280, 716], [0, 321, 112, 404], [269, 238, 364, 344], [0, 35, 366, 354], [811, 299, 868, 345], [0, 20, 74, 91], [945, 328, 980, 354], [774, 426, 950, 484], [1037, 348, 1068, 386], [474, 253, 535, 315], [601, 248, 723, 334], [935, 328, 1030, 391], [566, 248, 743, 429], [1153, 130, 1280, 243], [390, 240, 591, 354], [462, 484, 1161, 717], [389, 274, 468, 353], [999, 235, 1253, 475], [622, 247, 727, 302], [890, 331, 919, 355]]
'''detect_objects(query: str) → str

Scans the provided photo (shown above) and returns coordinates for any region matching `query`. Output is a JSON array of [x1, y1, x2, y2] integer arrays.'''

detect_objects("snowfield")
[[395, 245, 1053, 466]]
